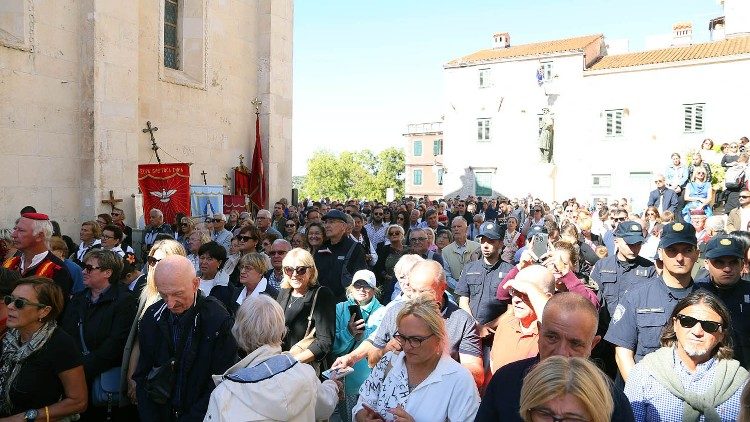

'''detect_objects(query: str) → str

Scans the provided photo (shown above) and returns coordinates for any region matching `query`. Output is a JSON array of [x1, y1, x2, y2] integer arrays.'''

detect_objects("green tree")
[[301, 148, 404, 201]]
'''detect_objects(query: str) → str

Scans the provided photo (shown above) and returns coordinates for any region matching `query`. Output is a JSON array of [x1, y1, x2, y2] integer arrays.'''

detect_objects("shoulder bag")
[[78, 318, 121, 416], [290, 287, 321, 357]]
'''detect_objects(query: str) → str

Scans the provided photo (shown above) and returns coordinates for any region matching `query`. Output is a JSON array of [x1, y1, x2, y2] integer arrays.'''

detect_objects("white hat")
[[351, 269, 376, 289]]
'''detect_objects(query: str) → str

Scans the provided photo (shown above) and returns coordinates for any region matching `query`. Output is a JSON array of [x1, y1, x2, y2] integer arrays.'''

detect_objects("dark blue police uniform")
[[592, 255, 657, 317], [455, 259, 513, 325]]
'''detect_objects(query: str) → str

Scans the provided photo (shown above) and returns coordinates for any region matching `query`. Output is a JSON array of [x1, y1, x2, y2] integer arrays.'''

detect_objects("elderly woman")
[[373, 224, 406, 304], [60, 250, 136, 421], [353, 294, 480, 421], [186, 230, 210, 275], [121, 239, 186, 408], [275, 248, 336, 374], [228, 252, 278, 316], [205, 295, 340, 421], [0, 277, 87, 420], [197, 241, 233, 309], [304, 222, 326, 255], [175, 216, 195, 251], [73, 221, 102, 267], [520, 356, 613, 422], [333, 270, 384, 422]]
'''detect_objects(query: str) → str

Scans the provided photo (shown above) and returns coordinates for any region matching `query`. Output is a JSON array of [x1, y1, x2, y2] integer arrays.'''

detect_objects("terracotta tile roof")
[[588, 36, 750, 70], [445, 34, 603, 68]]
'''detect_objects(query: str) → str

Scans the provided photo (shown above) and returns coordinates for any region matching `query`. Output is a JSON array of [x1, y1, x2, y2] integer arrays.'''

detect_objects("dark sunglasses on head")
[[238, 235, 256, 242], [4, 295, 47, 310], [146, 256, 161, 266], [675, 314, 723, 333], [283, 266, 310, 277]]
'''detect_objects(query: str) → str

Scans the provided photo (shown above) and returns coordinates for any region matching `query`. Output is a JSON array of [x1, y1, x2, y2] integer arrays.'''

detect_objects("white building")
[[441, 0, 750, 211]]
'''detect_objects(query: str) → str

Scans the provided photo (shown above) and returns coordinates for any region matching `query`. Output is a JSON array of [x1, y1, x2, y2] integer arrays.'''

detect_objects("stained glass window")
[[164, 0, 179, 69]]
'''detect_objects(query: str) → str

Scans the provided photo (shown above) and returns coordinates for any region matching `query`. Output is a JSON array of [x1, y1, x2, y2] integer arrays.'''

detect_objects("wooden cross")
[[142, 121, 162, 164], [101, 190, 123, 212], [201, 170, 208, 185]]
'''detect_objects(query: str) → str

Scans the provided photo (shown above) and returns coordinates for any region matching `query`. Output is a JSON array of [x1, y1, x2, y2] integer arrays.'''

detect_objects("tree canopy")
[[301, 147, 404, 201]]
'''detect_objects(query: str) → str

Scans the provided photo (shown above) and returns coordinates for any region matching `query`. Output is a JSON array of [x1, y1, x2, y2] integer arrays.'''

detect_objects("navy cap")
[[527, 225, 547, 237], [705, 235, 744, 259], [478, 221, 502, 240], [322, 209, 348, 223], [614, 221, 645, 245], [659, 222, 697, 249]]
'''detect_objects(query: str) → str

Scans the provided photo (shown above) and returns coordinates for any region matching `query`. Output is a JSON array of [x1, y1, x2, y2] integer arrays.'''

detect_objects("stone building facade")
[[0, 0, 293, 235]]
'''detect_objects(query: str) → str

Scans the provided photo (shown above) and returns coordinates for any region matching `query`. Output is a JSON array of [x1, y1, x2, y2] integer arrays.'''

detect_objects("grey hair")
[[393, 254, 424, 280], [149, 208, 164, 217], [32, 219, 53, 246], [257, 209, 272, 219], [706, 215, 725, 232], [232, 294, 287, 353], [451, 216, 467, 226], [345, 213, 354, 227], [271, 239, 292, 249]]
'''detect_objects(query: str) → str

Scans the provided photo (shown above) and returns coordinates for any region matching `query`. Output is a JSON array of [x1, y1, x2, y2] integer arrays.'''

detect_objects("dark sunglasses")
[[83, 264, 102, 273], [4, 295, 47, 310], [146, 256, 161, 266], [212, 219, 224, 223], [283, 266, 310, 277], [675, 314, 723, 333], [613, 217, 626, 222], [238, 235, 256, 242]]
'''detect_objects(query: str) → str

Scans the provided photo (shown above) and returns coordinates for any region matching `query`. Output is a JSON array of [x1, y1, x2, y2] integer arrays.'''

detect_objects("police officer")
[[592, 220, 657, 318], [455, 221, 514, 368], [696, 234, 750, 368], [605, 222, 699, 381]]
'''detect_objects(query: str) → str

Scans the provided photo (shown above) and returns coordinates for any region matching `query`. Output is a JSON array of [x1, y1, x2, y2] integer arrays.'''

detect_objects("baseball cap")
[[322, 209, 348, 223], [478, 221, 502, 240], [351, 269, 376, 289], [659, 222, 697, 249], [613, 221, 645, 245], [704, 235, 744, 259]]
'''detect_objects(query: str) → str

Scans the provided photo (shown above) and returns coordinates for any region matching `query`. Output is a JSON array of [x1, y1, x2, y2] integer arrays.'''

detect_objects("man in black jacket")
[[314, 210, 367, 301], [133, 255, 237, 421]]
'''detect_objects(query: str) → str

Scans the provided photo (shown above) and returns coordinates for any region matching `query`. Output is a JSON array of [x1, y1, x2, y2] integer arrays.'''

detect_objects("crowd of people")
[[2, 138, 750, 421]]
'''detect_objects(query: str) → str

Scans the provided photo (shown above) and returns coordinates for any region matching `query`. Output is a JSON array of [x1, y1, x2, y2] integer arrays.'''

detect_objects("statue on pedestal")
[[538, 108, 554, 163]]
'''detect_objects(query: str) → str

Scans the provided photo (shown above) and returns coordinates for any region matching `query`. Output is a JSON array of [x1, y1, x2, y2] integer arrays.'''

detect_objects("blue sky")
[[292, 0, 723, 175]]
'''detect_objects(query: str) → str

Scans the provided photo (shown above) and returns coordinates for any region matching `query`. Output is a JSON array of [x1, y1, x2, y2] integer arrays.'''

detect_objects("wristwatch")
[[24, 409, 38, 421]]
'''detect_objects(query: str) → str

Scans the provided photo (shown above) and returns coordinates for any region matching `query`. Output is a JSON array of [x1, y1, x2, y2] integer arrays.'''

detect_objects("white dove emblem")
[[149, 188, 177, 203]]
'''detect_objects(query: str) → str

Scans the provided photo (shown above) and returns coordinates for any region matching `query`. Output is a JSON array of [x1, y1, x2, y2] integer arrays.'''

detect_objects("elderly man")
[[726, 189, 750, 232], [314, 210, 368, 301], [442, 216, 481, 290], [210, 213, 233, 253], [407, 227, 444, 266], [647, 174, 680, 214], [625, 291, 747, 421], [3, 212, 73, 297], [264, 239, 291, 290], [476, 293, 635, 422], [142, 208, 172, 259], [133, 255, 237, 421], [255, 209, 283, 238], [332, 260, 484, 387]]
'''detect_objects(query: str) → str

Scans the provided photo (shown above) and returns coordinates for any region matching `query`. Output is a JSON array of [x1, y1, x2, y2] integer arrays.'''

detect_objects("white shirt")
[[236, 277, 269, 305], [76, 239, 101, 262], [199, 271, 230, 296], [741, 208, 750, 232], [353, 352, 479, 422], [20, 251, 50, 274]]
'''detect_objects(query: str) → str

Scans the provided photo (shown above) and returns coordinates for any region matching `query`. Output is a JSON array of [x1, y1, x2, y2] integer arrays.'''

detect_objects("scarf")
[[0, 322, 58, 414], [642, 346, 748, 422]]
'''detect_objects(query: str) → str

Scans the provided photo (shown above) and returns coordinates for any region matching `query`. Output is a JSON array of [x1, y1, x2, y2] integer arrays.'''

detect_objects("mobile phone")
[[321, 366, 354, 380], [348, 304, 364, 322], [361, 403, 386, 421], [531, 233, 549, 260]]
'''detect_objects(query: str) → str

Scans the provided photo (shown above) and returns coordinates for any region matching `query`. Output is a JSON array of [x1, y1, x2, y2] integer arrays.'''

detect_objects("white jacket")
[[204, 345, 339, 422]]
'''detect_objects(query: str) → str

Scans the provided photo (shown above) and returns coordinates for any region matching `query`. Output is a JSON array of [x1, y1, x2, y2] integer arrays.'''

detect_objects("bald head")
[[407, 260, 446, 302], [538, 292, 600, 359], [154, 255, 199, 315], [515, 265, 555, 294]]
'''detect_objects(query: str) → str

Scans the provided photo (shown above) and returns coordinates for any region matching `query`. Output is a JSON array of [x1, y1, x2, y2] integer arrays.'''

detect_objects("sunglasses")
[[147, 256, 161, 266], [283, 266, 310, 277], [238, 235, 256, 242], [675, 314, 722, 333], [4, 295, 47, 310], [388, 232, 400, 236], [83, 264, 103, 273], [212, 219, 223, 223], [613, 217, 626, 222]]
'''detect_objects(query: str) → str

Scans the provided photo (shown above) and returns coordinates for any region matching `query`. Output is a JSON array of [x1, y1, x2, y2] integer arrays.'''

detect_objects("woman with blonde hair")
[[520, 356, 613, 422], [353, 294, 480, 421], [120, 239, 186, 407], [275, 248, 336, 373]]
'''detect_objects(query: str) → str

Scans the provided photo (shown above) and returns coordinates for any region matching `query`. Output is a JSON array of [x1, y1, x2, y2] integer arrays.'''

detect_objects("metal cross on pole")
[[201, 170, 207, 185], [142, 121, 161, 164], [101, 190, 123, 212]]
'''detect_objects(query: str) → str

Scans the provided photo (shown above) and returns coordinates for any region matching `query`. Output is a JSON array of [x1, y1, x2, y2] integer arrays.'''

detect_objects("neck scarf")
[[643, 346, 748, 422], [0, 321, 57, 414]]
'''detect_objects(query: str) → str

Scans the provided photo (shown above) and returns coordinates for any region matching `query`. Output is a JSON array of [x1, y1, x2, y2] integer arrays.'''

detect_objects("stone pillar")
[[257, 0, 293, 205]]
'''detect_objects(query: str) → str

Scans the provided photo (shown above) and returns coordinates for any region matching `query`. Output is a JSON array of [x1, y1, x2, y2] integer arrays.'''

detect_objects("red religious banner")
[[138, 164, 191, 223], [223, 195, 246, 214], [234, 168, 250, 196]]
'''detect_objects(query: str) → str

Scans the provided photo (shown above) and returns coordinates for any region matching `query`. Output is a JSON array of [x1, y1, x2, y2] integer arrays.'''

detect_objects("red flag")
[[234, 168, 250, 196], [223, 195, 246, 214], [138, 164, 191, 223], [249, 112, 266, 210]]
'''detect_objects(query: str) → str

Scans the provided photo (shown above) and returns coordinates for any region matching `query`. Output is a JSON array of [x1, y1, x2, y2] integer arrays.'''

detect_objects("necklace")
[[288, 294, 303, 308]]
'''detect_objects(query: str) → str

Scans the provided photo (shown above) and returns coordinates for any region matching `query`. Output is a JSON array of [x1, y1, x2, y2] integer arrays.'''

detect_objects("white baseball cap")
[[351, 269, 376, 289]]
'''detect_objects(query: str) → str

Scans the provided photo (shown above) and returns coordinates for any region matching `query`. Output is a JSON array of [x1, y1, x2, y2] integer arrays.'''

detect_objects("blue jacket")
[[647, 188, 680, 213], [332, 297, 383, 395], [133, 293, 237, 422]]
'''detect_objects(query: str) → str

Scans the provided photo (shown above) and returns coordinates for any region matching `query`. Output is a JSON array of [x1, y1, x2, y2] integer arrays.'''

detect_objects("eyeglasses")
[[3, 295, 48, 310], [393, 332, 434, 348], [528, 407, 589, 422], [238, 235, 256, 242], [146, 256, 161, 266], [100, 234, 114, 240], [212, 219, 224, 223], [741, 195, 750, 199], [675, 314, 723, 333], [96, 220, 107, 225], [238, 265, 255, 273], [83, 264, 103, 273], [388, 232, 400, 236], [612, 217, 626, 222], [283, 266, 310, 277], [410, 237, 427, 242], [269, 250, 287, 256]]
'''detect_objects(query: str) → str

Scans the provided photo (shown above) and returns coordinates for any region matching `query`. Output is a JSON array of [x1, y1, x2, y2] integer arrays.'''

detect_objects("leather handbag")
[[78, 320, 121, 409], [290, 287, 320, 356]]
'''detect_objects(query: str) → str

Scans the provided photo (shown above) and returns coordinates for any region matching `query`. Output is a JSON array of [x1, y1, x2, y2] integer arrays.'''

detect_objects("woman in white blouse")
[[353, 294, 479, 422]]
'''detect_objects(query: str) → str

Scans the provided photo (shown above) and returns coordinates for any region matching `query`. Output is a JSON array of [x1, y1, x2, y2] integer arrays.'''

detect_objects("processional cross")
[[142, 121, 161, 164]]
